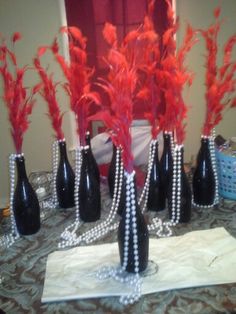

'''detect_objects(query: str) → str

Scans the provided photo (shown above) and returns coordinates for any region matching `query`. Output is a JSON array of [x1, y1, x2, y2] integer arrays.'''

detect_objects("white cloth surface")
[[91, 126, 163, 165], [42, 227, 236, 303]]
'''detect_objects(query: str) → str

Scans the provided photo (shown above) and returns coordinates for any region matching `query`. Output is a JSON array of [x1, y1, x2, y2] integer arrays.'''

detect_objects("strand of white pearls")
[[75, 147, 123, 245], [192, 133, 219, 208], [148, 144, 182, 237], [96, 170, 141, 305], [52, 140, 60, 208], [0, 154, 20, 249], [139, 139, 156, 213], [210, 130, 219, 205], [58, 145, 83, 248], [59, 146, 125, 247]]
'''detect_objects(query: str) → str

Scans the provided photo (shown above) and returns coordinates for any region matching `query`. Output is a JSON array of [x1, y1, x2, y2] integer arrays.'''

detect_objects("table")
[[1, 183, 236, 314]]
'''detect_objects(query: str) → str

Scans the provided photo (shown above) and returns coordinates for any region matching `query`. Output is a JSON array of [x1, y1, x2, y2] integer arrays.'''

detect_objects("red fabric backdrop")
[[64, 0, 170, 126]]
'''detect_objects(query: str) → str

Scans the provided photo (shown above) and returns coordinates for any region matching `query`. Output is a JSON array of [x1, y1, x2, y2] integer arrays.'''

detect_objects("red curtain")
[[64, 0, 170, 123]]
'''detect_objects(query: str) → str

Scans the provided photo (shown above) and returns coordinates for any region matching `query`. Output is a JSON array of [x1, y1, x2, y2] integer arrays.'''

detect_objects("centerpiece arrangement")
[[138, 0, 197, 236], [34, 51, 75, 209], [0, 33, 41, 248], [192, 7, 236, 207], [43, 27, 102, 245]]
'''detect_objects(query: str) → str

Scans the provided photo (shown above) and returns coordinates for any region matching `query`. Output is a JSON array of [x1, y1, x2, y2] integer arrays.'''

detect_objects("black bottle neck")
[[200, 138, 211, 154], [153, 140, 159, 152], [85, 131, 91, 146], [58, 141, 68, 161], [163, 133, 171, 150], [200, 138, 210, 149], [15, 156, 27, 179]]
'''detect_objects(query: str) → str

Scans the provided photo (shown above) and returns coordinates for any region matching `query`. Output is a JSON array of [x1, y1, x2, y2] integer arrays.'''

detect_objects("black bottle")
[[79, 148, 101, 222], [85, 131, 100, 184], [168, 147, 192, 223], [160, 132, 173, 203], [13, 155, 41, 235], [118, 174, 149, 273], [108, 144, 126, 216], [56, 140, 75, 208], [192, 137, 215, 206], [147, 141, 165, 211]]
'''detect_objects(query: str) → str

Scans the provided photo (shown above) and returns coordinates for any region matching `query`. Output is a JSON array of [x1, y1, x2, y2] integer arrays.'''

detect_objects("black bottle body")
[[118, 174, 149, 273], [192, 138, 215, 206], [79, 148, 101, 222], [13, 156, 41, 235], [160, 133, 173, 203], [85, 131, 100, 184], [147, 141, 165, 212], [56, 141, 75, 209], [108, 144, 126, 216], [168, 147, 192, 223]]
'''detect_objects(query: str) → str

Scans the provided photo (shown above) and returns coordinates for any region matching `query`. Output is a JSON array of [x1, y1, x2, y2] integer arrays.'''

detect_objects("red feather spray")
[[0, 34, 38, 153], [49, 27, 100, 146], [34, 54, 64, 140], [157, 0, 198, 144], [201, 8, 236, 136]]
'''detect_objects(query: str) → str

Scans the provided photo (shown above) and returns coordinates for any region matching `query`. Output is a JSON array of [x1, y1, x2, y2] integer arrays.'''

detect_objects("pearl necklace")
[[52, 140, 61, 207], [59, 146, 125, 248], [138, 139, 156, 212], [148, 144, 182, 237], [96, 170, 141, 305], [58, 145, 83, 248], [192, 132, 219, 208], [0, 154, 20, 249], [139, 136, 180, 238]]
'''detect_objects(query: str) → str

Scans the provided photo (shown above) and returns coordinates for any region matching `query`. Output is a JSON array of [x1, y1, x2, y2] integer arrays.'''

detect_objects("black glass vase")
[[192, 137, 215, 206], [168, 147, 192, 223], [147, 141, 165, 212], [13, 155, 41, 235], [85, 131, 100, 184], [108, 144, 126, 216], [56, 141, 75, 209], [160, 132, 173, 203], [118, 174, 149, 273], [79, 148, 101, 222]]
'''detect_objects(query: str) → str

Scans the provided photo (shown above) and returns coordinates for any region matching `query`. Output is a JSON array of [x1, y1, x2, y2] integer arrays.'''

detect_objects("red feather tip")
[[12, 32, 22, 43], [103, 23, 118, 47]]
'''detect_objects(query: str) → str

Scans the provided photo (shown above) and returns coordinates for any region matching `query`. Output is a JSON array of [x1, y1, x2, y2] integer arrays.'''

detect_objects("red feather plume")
[[156, 0, 198, 144], [50, 27, 100, 146], [201, 8, 236, 136], [34, 53, 64, 141], [0, 34, 38, 153]]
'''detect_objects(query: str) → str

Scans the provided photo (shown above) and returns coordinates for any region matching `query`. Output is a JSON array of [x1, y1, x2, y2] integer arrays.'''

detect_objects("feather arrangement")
[[91, 23, 140, 173], [49, 26, 100, 146], [92, 20, 158, 173], [0, 33, 39, 153], [34, 54, 64, 141], [135, 0, 162, 139], [201, 7, 236, 136], [157, 0, 198, 144]]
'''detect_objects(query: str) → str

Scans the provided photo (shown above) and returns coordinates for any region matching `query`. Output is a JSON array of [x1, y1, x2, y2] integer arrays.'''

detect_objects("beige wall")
[[176, 0, 236, 162], [0, 0, 236, 206]]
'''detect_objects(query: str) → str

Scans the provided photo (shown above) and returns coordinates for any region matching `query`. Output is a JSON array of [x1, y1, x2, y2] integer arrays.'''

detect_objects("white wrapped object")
[[91, 126, 163, 165], [42, 227, 236, 302]]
